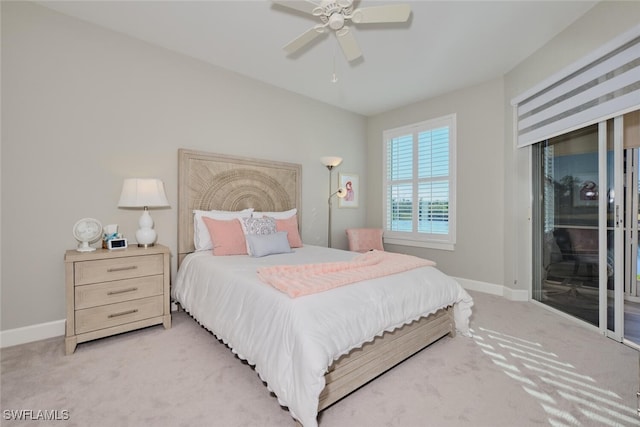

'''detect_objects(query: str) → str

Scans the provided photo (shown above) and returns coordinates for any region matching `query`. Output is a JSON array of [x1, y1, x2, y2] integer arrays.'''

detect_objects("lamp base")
[[136, 209, 158, 248]]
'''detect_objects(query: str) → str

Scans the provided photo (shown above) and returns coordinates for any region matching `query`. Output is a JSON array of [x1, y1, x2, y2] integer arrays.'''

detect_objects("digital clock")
[[107, 238, 128, 250]]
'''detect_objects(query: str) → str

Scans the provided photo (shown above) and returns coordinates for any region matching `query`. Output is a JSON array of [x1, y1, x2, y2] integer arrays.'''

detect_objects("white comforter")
[[172, 245, 473, 427]]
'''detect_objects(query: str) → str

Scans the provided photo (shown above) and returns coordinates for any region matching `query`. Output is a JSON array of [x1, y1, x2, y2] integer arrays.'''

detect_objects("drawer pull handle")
[[107, 265, 138, 273], [107, 287, 138, 296], [108, 309, 138, 318]]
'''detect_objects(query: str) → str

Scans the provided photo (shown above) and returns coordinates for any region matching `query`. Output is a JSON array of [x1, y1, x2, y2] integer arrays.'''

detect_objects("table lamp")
[[118, 178, 169, 247]]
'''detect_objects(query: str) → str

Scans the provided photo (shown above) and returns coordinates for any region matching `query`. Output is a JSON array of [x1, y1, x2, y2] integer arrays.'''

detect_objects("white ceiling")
[[38, 0, 598, 116]]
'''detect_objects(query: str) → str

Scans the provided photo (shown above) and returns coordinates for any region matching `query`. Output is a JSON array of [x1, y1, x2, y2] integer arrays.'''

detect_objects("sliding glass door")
[[533, 124, 603, 327], [519, 26, 639, 343], [532, 116, 630, 341]]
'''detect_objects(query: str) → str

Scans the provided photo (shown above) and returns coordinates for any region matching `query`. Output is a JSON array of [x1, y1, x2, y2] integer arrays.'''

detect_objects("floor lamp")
[[321, 156, 346, 247]]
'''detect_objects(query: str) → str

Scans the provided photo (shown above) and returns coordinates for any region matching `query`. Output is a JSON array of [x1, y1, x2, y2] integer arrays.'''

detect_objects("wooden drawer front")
[[75, 275, 163, 310], [75, 254, 163, 286], [75, 295, 164, 335]]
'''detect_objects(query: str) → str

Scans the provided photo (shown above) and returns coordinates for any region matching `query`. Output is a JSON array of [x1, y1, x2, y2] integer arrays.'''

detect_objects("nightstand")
[[64, 244, 171, 355]]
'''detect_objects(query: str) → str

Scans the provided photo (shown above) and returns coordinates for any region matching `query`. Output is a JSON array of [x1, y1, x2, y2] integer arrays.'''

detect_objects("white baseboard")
[[0, 319, 65, 349], [1, 303, 181, 348], [455, 277, 529, 301]]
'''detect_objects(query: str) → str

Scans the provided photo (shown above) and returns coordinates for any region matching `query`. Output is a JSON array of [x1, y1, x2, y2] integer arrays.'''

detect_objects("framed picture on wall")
[[338, 173, 359, 208]]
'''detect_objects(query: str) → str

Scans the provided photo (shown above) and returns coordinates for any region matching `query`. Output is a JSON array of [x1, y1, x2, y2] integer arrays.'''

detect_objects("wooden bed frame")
[[177, 148, 456, 425]]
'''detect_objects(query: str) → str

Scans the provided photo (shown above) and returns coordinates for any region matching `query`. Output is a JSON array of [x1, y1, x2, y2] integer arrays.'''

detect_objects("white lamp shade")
[[118, 178, 169, 208], [320, 156, 343, 167]]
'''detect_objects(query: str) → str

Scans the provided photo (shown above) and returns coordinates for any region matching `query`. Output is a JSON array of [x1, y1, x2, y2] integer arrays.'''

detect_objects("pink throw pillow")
[[273, 215, 303, 248], [202, 217, 247, 256]]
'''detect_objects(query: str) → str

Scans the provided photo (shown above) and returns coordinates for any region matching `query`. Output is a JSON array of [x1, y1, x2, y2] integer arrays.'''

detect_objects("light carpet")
[[1, 290, 639, 426]]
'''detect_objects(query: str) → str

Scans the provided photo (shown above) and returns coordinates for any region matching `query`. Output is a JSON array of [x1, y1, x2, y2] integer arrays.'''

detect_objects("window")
[[383, 114, 456, 250]]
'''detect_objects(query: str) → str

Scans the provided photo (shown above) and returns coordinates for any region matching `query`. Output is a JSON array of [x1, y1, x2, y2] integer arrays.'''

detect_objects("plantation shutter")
[[514, 25, 640, 148], [386, 134, 413, 232], [417, 127, 450, 234], [383, 114, 456, 249]]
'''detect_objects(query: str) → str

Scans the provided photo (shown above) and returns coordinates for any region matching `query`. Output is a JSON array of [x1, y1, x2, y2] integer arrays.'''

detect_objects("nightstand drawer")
[[75, 254, 163, 285], [75, 275, 164, 310], [75, 295, 164, 334]]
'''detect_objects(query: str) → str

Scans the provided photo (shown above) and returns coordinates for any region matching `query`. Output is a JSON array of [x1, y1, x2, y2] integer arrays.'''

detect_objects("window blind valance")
[[513, 24, 640, 148]]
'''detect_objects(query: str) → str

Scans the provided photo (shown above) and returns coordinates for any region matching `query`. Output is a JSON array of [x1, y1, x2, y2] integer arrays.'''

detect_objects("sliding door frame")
[[605, 117, 625, 342]]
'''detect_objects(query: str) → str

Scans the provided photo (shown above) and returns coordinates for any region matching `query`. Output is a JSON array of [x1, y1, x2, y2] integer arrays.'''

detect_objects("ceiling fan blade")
[[283, 27, 324, 55], [271, 0, 319, 16], [337, 29, 362, 62], [351, 4, 411, 24]]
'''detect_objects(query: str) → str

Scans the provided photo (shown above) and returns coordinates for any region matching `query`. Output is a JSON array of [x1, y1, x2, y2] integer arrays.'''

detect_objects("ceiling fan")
[[273, 0, 411, 62]]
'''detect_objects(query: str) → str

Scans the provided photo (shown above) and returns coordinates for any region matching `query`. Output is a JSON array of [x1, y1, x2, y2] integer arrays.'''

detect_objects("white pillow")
[[193, 208, 253, 251], [252, 208, 297, 219]]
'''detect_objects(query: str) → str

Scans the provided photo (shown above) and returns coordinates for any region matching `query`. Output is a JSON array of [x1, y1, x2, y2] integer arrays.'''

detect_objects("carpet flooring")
[[2, 290, 639, 427]]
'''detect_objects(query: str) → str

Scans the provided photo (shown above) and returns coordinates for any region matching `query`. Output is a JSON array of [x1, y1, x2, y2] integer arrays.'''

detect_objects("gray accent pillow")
[[246, 232, 292, 258]]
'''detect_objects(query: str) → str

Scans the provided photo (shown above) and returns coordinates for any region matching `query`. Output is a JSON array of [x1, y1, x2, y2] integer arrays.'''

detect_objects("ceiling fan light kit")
[[274, 0, 411, 62]]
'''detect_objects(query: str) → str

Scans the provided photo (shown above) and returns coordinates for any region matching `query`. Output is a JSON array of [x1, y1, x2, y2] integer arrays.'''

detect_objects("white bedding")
[[172, 245, 473, 427]]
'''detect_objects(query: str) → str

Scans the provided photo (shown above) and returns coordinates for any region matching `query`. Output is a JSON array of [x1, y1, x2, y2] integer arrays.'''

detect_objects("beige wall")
[[503, 1, 640, 293], [366, 78, 505, 285], [3, 0, 639, 334], [1, 2, 367, 330], [365, 0, 640, 292]]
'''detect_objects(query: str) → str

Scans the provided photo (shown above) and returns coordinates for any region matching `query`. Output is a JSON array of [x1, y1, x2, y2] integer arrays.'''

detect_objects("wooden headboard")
[[177, 149, 302, 266]]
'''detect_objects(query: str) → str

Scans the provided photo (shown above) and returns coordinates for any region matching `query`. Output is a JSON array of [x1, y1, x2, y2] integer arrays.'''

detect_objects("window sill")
[[383, 237, 455, 251]]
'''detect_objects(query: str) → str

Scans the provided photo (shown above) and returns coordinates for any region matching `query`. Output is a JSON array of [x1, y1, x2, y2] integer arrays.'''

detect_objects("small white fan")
[[73, 218, 103, 252], [273, 0, 411, 61]]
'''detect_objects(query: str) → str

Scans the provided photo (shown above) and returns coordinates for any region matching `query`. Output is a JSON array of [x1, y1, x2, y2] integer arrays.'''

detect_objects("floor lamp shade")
[[320, 156, 343, 169], [118, 178, 169, 247]]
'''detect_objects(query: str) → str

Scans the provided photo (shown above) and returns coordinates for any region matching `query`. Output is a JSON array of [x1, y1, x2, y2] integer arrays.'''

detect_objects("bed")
[[173, 149, 474, 426]]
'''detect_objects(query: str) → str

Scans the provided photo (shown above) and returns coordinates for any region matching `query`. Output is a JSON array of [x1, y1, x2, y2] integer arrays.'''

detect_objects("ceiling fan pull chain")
[[331, 40, 339, 83]]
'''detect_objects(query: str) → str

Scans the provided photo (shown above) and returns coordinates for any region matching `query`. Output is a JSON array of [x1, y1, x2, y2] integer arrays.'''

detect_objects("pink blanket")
[[257, 250, 436, 298]]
